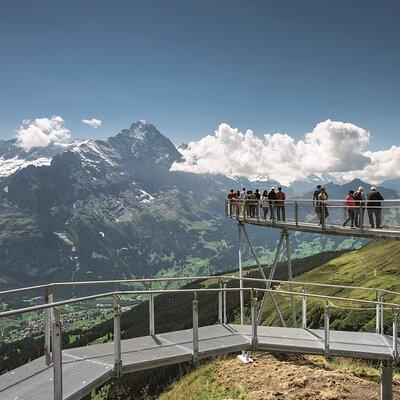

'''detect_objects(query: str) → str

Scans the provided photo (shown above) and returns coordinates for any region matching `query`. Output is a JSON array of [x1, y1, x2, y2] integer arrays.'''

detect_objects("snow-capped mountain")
[[0, 120, 387, 289], [0, 120, 181, 178]]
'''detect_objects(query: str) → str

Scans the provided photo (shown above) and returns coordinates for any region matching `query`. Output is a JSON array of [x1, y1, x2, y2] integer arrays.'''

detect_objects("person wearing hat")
[[367, 186, 384, 228], [267, 187, 277, 220], [353, 186, 366, 227]]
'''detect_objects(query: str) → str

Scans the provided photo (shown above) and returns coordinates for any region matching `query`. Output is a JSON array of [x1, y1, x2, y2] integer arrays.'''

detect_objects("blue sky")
[[0, 0, 399, 149]]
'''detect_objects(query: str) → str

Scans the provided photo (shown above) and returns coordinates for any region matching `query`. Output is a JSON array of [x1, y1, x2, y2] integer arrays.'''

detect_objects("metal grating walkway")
[[0, 324, 397, 400], [237, 216, 400, 240]]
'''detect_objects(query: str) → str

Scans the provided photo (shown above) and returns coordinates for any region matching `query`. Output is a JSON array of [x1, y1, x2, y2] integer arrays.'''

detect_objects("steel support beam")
[[381, 361, 393, 400], [285, 230, 297, 327], [258, 232, 286, 326], [242, 225, 285, 326], [238, 223, 244, 325]]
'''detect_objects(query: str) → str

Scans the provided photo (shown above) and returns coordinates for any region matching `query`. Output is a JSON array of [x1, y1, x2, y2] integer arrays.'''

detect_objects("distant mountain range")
[[0, 121, 396, 288]]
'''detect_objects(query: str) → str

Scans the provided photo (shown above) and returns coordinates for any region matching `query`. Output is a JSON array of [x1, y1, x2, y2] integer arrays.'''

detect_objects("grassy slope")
[[261, 240, 400, 331], [157, 240, 400, 400]]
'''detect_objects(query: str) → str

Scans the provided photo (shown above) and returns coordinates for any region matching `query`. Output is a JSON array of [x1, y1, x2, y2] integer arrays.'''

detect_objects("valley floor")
[[158, 353, 400, 400]]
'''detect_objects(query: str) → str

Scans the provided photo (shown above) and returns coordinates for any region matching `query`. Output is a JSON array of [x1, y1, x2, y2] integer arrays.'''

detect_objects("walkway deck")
[[233, 216, 400, 240], [0, 324, 396, 400]]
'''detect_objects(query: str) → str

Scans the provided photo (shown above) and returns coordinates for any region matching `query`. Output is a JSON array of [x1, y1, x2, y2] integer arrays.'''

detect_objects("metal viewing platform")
[[0, 276, 399, 400], [225, 199, 400, 240]]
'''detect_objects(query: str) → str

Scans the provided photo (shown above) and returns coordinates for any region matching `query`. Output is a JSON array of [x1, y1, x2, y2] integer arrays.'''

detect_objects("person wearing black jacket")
[[367, 186, 384, 228], [267, 187, 277, 220]]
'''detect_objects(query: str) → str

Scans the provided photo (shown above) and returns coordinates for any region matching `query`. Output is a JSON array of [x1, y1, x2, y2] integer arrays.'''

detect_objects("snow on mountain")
[[0, 156, 52, 177], [0, 120, 180, 178]]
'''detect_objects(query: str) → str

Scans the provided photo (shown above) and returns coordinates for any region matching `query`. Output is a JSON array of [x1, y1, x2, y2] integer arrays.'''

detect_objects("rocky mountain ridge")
[[0, 121, 395, 289]]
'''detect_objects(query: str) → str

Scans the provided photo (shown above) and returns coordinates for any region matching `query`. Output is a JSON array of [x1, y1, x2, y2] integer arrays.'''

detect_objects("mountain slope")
[[301, 178, 399, 199], [0, 120, 371, 288], [261, 240, 400, 330]]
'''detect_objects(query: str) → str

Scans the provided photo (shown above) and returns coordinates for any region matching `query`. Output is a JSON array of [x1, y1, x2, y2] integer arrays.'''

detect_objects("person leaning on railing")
[[367, 186, 384, 229]]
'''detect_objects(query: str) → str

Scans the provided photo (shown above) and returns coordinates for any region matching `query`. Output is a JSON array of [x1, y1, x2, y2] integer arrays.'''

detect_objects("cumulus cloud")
[[171, 119, 399, 185], [16, 116, 71, 152], [82, 118, 102, 129], [342, 146, 400, 183]]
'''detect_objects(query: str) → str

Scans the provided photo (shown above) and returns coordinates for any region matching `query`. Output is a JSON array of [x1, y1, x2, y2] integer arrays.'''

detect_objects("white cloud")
[[342, 146, 400, 183], [82, 118, 102, 129], [171, 119, 399, 185], [16, 116, 71, 152]]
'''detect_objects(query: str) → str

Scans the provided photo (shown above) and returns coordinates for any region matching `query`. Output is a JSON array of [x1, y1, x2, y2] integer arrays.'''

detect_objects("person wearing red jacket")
[[343, 190, 356, 228]]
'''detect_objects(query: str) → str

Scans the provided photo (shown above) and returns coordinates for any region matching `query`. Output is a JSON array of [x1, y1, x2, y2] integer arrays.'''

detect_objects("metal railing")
[[1, 278, 400, 400], [225, 199, 400, 232]]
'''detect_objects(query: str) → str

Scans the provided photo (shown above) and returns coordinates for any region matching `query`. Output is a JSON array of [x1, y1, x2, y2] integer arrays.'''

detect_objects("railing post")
[[301, 288, 307, 329], [149, 292, 155, 335], [359, 202, 364, 230], [381, 295, 385, 334], [251, 290, 258, 349], [192, 293, 199, 362], [218, 284, 223, 324], [223, 283, 227, 324], [392, 310, 398, 361], [324, 303, 330, 357], [44, 285, 53, 365], [376, 291, 381, 334], [113, 294, 122, 377], [52, 307, 63, 400], [294, 201, 299, 227], [256, 201, 260, 223], [272, 201, 275, 226]]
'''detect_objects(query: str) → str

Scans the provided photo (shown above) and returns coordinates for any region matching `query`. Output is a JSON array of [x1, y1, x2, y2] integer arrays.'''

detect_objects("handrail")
[[225, 198, 400, 232], [227, 198, 400, 203], [1, 286, 399, 319], [2, 273, 400, 301]]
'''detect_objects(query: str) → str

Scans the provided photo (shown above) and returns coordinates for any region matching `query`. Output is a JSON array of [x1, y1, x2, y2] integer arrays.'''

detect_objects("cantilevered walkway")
[[0, 276, 399, 400], [225, 199, 400, 240]]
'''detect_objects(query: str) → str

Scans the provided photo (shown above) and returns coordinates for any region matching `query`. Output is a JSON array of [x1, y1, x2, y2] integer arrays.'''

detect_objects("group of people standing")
[[227, 187, 287, 221], [342, 186, 384, 229], [227, 184, 385, 229]]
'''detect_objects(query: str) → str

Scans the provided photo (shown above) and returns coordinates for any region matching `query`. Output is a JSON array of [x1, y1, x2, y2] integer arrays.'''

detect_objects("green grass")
[[260, 240, 400, 330], [157, 360, 250, 400]]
